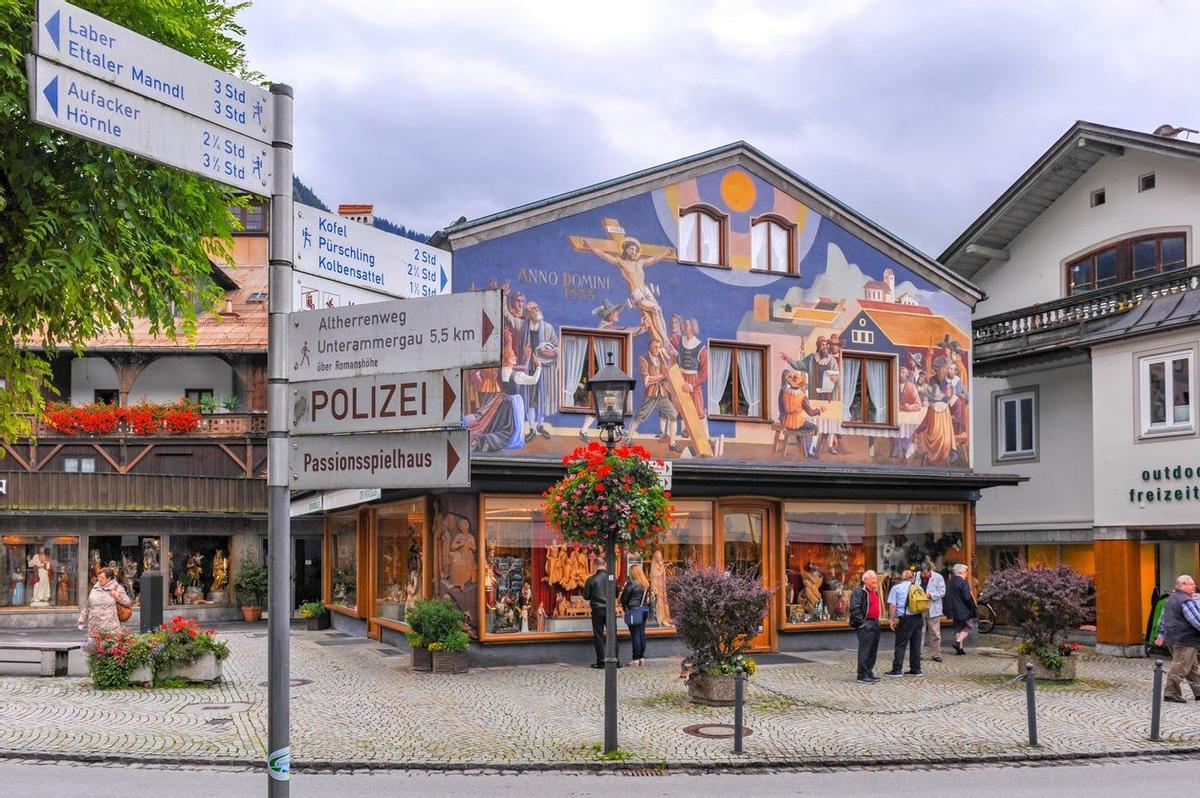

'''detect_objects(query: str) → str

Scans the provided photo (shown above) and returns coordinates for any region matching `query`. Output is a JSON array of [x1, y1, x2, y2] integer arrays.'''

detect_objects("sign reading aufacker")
[[290, 368, 462, 436], [289, 429, 469, 491], [287, 289, 500, 382]]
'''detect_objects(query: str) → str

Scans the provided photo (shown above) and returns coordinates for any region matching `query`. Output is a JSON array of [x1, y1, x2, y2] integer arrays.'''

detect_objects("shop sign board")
[[287, 289, 501, 383], [293, 272, 394, 312], [290, 368, 462, 437], [649, 460, 672, 491], [289, 487, 382, 517], [26, 56, 271, 195], [294, 203, 451, 300], [289, 429, 469, 491], [33, 0, 274, 143]]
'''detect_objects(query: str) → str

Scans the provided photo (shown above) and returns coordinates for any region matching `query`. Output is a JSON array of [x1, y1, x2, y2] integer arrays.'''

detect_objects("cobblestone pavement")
[[1, 631, 1197, 768]]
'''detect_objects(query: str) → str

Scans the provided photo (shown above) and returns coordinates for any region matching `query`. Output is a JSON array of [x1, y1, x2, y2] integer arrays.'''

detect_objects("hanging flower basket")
[[542, 442, 674, 550]]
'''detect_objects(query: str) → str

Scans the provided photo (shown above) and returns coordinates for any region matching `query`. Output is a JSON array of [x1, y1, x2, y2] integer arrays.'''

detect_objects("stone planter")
[[160, 652, 223, 684], [241, 606, 262, 622], [431, 650, 468, 674], [127, 664, 153, 687], [411, 647, 432, 672], [1017, 653, 1077, 681], [305, 614, 330, 631], [687, 673, 744, 706]]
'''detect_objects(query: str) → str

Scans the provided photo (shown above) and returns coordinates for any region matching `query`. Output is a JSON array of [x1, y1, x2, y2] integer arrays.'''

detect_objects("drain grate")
[[204, 717, 232, 726], [314, 638, 375, 646], [180, 702, 252, 716], [682, 723, 752, 739], [622, 768, 667, 777]]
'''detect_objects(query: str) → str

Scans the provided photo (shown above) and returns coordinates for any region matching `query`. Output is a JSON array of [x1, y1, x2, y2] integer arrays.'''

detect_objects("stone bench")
[[0, 642, 83, 676]]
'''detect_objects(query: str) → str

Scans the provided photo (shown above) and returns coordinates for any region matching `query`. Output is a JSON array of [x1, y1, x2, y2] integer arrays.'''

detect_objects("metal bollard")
[[733, 671, 745, 754], [1150, 659, 1164, 741], [1024, 662, 1039, 747]]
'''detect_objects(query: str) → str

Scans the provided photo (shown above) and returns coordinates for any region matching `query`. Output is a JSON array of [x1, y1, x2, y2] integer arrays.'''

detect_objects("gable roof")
[[439, 141, 983, 305], [859, 307, 970, 351], [940, 121, 1200, 279]]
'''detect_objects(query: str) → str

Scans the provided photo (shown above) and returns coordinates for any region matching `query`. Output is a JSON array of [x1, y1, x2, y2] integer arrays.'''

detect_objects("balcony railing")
[[973, 265, 1200, 350], [26, 411, 267, 438], [0, 472, 266, 514]]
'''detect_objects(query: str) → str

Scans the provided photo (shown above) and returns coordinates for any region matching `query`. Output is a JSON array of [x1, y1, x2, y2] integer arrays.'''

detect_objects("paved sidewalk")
[[0, 630, 1196, 768]]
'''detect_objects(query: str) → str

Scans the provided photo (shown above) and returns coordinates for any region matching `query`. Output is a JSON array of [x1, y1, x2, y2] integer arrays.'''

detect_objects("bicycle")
[[976, 603, 996, 634]]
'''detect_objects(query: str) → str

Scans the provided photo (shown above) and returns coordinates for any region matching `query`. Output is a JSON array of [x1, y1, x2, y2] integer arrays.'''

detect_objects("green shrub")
[[85, 628, 152, 690], [298, 601, 326, 619], [405, 598, 467, 650], [234, 555, 269, 606]]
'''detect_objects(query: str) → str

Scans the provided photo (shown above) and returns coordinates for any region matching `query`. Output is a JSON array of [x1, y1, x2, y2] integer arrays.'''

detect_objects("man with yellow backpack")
[[886, 568, 929, 677]]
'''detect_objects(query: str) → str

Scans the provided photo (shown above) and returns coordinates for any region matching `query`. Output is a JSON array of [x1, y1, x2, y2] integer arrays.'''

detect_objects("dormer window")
[[750, 215, 795, 274], [678, 206, 727, 267]]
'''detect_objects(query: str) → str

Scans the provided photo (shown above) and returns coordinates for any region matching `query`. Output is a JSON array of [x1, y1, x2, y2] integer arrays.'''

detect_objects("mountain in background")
[[292, 176, 428, 243]]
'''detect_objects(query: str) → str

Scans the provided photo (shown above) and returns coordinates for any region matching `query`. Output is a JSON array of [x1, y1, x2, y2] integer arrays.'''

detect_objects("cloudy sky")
[[240, 0, 1200, 255]]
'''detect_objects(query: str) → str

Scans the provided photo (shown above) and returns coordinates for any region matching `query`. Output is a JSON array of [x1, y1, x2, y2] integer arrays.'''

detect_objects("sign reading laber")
[[289, 429, 470, 491], [288, 289, 501, 382], [290, 368, 462, 436]]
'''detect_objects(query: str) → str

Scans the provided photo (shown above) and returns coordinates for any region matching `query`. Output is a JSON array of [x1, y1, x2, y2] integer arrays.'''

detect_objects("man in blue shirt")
[[1154, 574, 1200, 703], [886, 568, 923, 676]]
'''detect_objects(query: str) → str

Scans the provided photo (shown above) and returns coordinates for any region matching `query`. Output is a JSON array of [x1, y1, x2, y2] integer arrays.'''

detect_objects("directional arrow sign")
[[290, 368, 462, 437], [289, 429, 470, 491], [293, 272, 394, 312], [27, 56, 271, 195], [288, 289, 501, 383], [33, 0, 273, 143], [294, 203, 452, 300]]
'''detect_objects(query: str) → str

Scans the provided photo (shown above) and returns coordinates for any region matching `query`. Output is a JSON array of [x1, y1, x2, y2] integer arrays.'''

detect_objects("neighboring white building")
[[942, 121, 1200, 655]]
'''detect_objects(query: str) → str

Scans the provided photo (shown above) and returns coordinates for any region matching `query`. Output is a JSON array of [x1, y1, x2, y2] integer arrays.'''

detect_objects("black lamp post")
[[587, 351, 636, 754]]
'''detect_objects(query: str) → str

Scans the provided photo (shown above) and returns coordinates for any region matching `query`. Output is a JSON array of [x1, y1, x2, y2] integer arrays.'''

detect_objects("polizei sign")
[[290, 368, 462, 436]]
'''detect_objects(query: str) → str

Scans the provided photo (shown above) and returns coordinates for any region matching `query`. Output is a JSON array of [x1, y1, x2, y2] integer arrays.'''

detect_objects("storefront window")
[[167, 536, 232, 605], [330, 515, 358, 610], [632, 500, 713, 629], [1, 536, 80, 608], [782, 502, 966, 626], [374, 499, 426, 623], [88, 536, 161, 606]]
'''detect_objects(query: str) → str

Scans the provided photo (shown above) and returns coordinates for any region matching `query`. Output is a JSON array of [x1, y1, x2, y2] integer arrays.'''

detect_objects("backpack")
[[907, 581, 931, 615]]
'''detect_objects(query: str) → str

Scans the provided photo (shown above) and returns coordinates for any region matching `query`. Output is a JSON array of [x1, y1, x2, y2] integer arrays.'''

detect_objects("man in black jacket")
[[848, 570, 882, 683], [582, 559, 616, 669]]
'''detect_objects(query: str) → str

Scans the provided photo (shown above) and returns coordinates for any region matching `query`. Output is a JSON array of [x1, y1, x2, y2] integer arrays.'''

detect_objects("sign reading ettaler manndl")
[[289, 429, 470, 491], [288, 289, 501, 383], [290, 368, 462, 437]]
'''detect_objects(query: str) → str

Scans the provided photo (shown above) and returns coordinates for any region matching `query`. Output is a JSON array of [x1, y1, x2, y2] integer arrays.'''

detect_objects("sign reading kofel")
[[290, 368, 462, 437], [289, 429, 469, 491], [288, 289, 501, 382]]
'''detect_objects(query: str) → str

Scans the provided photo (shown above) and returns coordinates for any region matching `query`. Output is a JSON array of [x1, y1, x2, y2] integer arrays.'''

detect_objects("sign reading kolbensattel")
[[288, 289, 501, 383], [27, 56, 271, 196], [33, 0, 273, 143], [294, 203, 451, 300], [289, 429, 470, 491], [290, 368, 462, 437]]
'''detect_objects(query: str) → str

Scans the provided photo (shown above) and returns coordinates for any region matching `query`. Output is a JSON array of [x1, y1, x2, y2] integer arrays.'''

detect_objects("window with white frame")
[[995, 390, 1037, 460], [750, 216, 794, 273], [678, 206, 726, 266], [1140, 350, 1194, 436]]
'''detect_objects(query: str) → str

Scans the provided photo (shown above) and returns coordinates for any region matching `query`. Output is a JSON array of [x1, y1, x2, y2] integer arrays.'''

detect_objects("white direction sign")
[[27, 56, 271, 195], [293, 272, 393, 312], [290, 368, 462, 437], [34, 0, 273, 143], [290, 429, 470, 491], [294, 203, 452, 300], [290, 488, 381, 517], [288, 289, 501, 383]]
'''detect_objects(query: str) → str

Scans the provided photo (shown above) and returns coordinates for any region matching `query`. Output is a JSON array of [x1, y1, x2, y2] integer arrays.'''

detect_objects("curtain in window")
[[842, 357, 862, 421], [700, 215, 720, 263], [679, 213, 697, 261], [562, 335, 589, 406], [736, 349, 762, 417], [864, 359, 889, 423], [751, 223, 766, 270], [769, 223, 788, 272], [709, 346, 732, 416]]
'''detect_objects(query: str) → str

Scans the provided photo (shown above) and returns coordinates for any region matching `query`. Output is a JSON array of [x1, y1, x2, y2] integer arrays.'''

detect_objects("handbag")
[[624, 589, 646, 627], [116, 601, 133, 623]]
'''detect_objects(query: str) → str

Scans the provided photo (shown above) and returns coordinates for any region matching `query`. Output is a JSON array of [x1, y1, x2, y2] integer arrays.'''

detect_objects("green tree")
[[0, 0, 257, 442]]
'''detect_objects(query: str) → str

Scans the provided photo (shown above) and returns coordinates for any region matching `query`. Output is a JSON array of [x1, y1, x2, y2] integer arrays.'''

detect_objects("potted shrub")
[[234, 555, 269, 622], [151, 616, 230, 683], [980, 564, 1094, 681], [85, 627, 153, 689], [668, 568, 769, 705], [406, 598, 469, 673], [299, 601, 329, 631]]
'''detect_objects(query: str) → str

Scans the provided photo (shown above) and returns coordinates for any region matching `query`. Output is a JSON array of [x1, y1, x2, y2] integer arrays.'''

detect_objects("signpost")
[[289, 429, 470, 491], [288, 288, 500, 382], [293, 271, 394, 312], [294, 203, 451, 299], [290, 487, 382, 517], [290, 368, 462, 437]]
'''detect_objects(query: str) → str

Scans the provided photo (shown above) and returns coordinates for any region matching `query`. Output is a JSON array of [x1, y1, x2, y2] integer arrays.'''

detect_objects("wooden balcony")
[[0, 471, 265, 514], [972, 265, 1200, 373], [27, 412, 267, 438]]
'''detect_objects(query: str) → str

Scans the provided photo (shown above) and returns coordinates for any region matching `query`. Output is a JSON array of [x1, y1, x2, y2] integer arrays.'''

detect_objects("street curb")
[[4, 743, 1200, 773]]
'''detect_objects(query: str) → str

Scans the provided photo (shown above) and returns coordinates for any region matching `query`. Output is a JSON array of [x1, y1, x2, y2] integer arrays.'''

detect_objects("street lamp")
[[586, 351, 636, 754]]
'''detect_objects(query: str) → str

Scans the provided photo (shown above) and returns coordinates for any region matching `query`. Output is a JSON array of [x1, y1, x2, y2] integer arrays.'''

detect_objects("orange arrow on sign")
[[443, 374, 457, 420], [446, 438, 460, 478], [481, 308, 495, 347]]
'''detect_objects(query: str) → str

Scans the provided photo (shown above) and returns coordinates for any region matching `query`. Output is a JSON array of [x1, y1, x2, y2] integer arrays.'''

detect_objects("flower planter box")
[[687, 673, 744, 706], [305, 614, 330, 631], [159, 652, 223, 684], [127, 664, 153, 687], [1017, 653, 1077, 682], [411, 647, 432, 672], [431, 650, 468, 674]]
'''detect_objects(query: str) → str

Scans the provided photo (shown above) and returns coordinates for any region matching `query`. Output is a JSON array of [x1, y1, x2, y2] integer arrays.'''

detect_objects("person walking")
[[886, 568, 923, 676], [582, 558, 620, 669], [944, 563, 978, 655], [620, 564, 650, 666], [1154, 574, 1200, 703], [849, 569, 883, 683], [76, 566, 132, 635], [919, 560, 947, 663]]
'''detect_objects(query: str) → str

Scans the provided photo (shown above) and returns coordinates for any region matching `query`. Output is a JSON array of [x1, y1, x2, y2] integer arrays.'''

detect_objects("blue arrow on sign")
[[45, 10, 61, 50], [43, 76, 59, 116], [440, 267, 448, 292]]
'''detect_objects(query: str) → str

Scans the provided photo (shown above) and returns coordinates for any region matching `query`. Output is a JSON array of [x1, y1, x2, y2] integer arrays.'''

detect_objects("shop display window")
[[374, 499, 426, 624], [329, 515, 358, 611], [782, 502, 966, 626], [0, 535, 80, 608], [88, 535, 161, 606], [632, 500, 713, 629], [430, 499, 480, 632], [167, 536, 232, 605]]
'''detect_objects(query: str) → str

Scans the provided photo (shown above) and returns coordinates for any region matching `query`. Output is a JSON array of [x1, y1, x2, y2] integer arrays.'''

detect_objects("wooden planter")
[[687, 673, 744, 706], [431, 650, 468, 674], [305, 614, 330, 631], [411, 647, 432, 672], [1017, 653, 1077, 681]]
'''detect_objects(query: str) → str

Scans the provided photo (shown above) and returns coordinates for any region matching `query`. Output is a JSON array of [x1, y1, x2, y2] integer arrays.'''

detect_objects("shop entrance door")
[[720, 503, 774, 651], [294, 537, 323, 608]]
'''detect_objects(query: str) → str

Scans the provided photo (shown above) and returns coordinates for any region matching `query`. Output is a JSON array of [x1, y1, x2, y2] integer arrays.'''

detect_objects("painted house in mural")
[[318, 143, 1016, 660]]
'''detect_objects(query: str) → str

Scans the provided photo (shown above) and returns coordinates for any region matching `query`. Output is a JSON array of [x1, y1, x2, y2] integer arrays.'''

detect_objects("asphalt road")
[[2, 756, 1199, 796]]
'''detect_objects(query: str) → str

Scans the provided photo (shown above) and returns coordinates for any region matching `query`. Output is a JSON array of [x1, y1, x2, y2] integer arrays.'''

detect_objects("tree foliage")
[[0, 0, 256, 442], [667, 568, 769, 674], [980, 564, 1095, 648]]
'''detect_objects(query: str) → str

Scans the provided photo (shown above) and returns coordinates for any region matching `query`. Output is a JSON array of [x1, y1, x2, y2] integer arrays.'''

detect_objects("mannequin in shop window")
[[649, 550, 672, 626], [28, 548, 53, 607]]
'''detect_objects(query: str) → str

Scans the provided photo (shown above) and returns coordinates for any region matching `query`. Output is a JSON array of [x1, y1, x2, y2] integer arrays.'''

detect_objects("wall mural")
[[456, 166, 972, 470]]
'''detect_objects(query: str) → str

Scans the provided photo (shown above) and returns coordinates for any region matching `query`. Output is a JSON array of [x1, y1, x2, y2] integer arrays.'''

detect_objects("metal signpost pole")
[[267, 83, 294, 794], [601, 428, 618, 754]]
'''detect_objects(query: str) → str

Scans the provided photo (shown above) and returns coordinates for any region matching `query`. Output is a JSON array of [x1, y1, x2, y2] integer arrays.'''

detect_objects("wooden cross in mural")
[[567, 218, 675, 260]]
